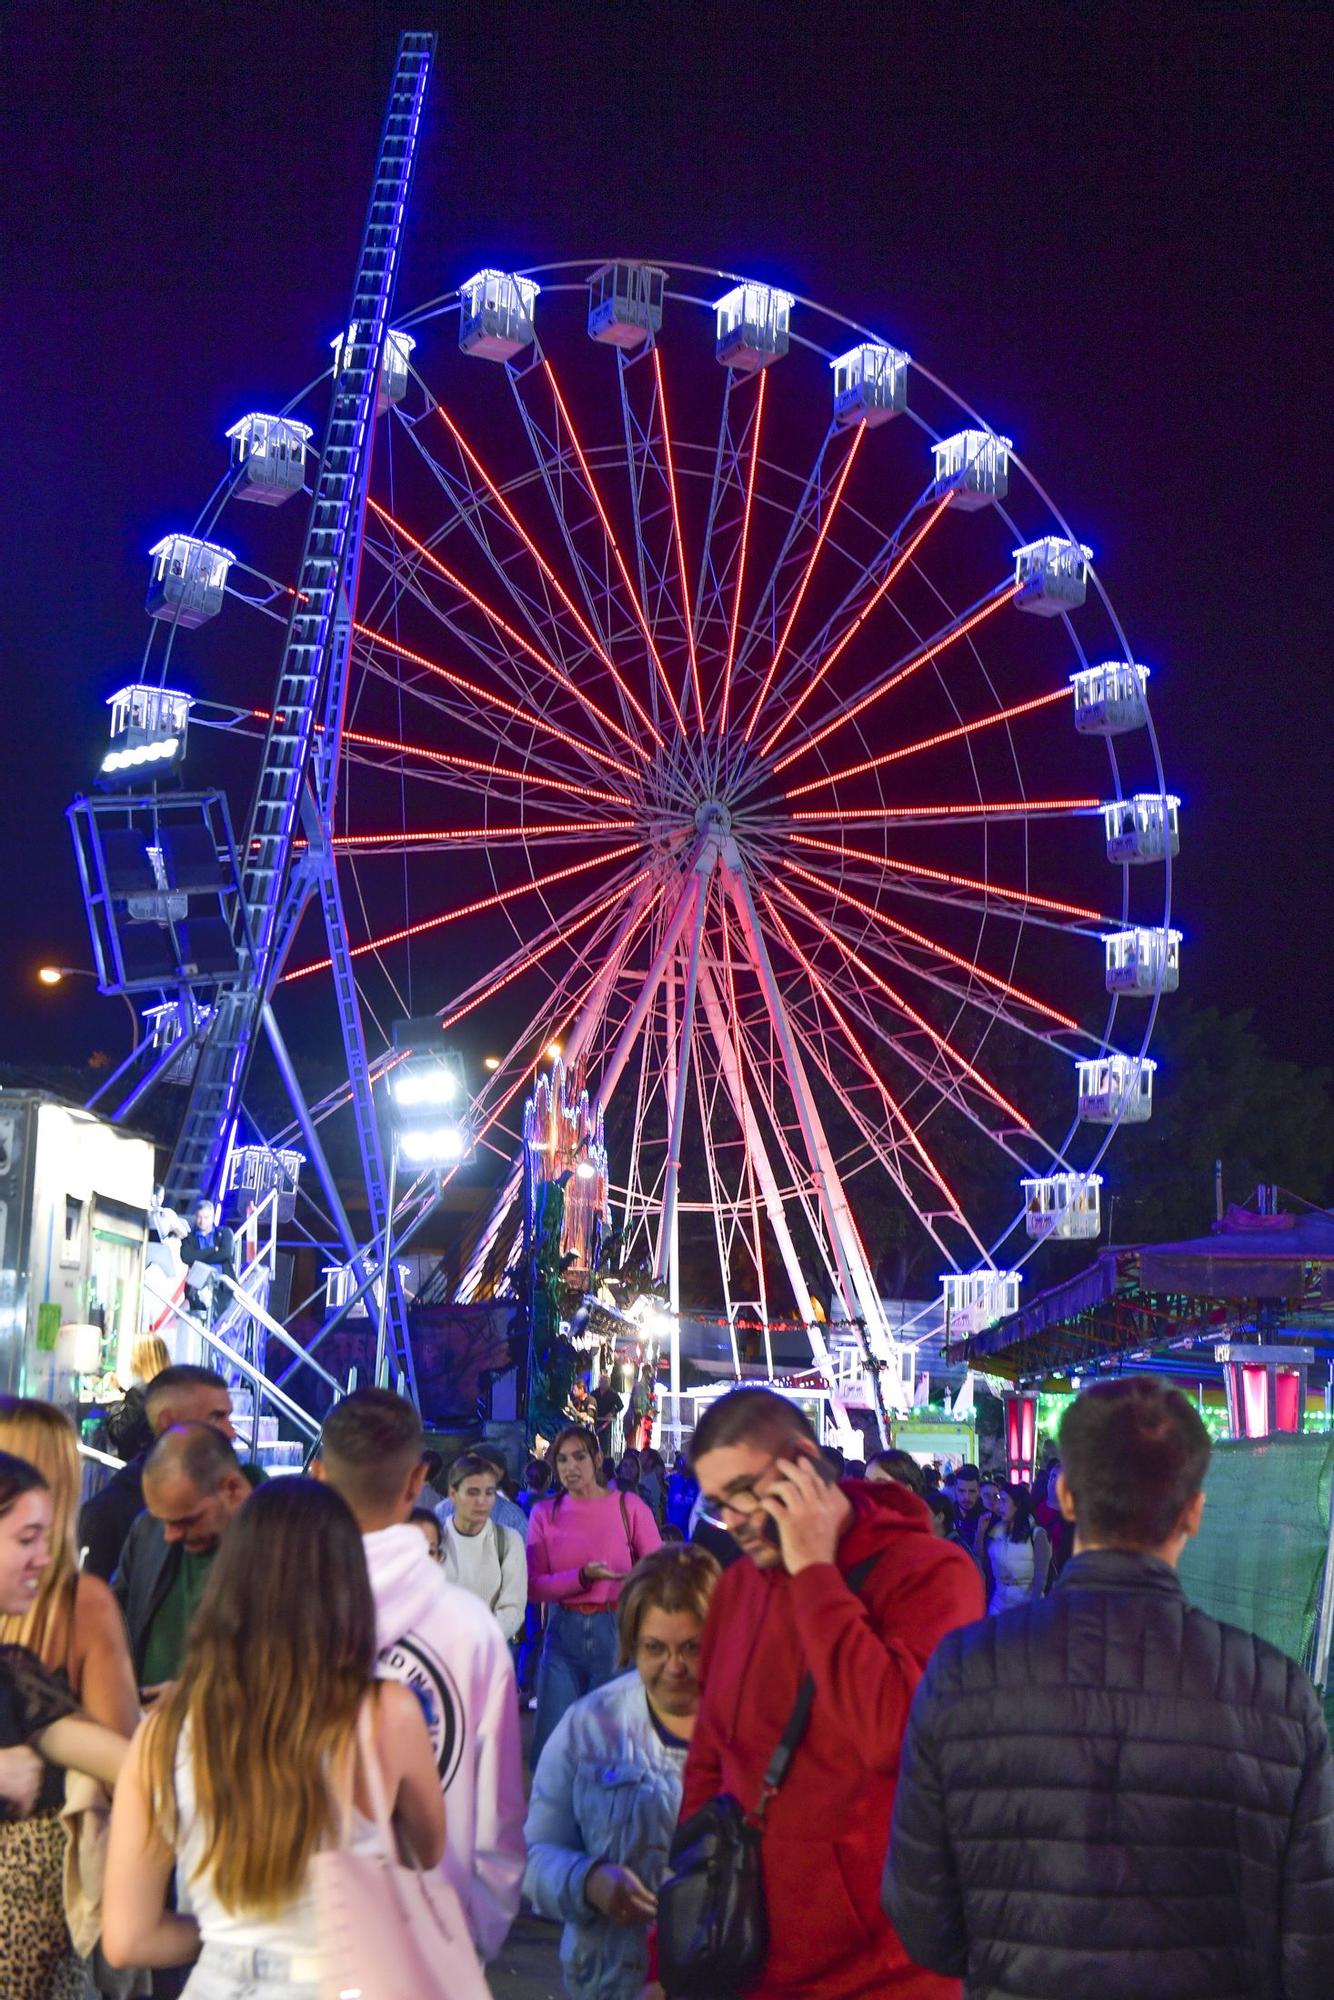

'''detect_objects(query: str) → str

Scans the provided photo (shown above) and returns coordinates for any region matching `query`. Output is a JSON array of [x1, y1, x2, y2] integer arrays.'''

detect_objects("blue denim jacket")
[[523, 1669, 687, 2000]]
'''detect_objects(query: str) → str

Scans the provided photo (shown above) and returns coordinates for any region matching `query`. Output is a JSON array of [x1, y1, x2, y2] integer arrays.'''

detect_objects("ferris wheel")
[[70, 40, 1179, 1421]]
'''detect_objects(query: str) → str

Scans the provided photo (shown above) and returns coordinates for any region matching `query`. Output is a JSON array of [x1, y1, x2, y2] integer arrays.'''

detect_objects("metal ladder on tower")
[[165, 31, 435, 1248]]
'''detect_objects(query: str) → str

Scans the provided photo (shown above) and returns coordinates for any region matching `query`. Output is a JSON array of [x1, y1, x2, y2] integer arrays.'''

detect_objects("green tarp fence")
[[1177, 1432, 1334, 1687]]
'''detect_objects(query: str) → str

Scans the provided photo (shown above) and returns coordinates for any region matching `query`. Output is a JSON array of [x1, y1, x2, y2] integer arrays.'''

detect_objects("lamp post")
[[38, 964, 140, 1051], [374, 1051, 470, 1388]]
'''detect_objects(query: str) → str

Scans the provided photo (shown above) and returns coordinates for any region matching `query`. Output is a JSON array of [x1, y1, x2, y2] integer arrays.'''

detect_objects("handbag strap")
[[353, 1694, 396, 1857], [749, 1549, 883, 1827]]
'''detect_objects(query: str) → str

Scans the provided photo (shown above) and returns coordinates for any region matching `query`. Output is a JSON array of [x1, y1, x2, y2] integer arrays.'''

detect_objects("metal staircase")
[[165, 31, 435, 1216]]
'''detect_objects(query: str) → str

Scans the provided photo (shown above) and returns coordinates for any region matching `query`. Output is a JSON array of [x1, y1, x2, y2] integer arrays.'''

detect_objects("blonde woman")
[[0, 1400, 138, 1989], [104, 1476, 444, 1997], [105, 1333, 173, 1461]]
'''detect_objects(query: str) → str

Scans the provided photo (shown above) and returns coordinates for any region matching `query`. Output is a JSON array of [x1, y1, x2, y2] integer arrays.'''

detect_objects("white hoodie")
[[363, 1523, 525, 1960]]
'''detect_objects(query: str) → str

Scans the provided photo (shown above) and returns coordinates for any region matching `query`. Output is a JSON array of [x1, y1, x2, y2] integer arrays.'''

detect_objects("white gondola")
[[587, 263, 666, 349], [714, 282, 793, 371], [932, 428, 1012, 510], [1070, 661, 1150, 735], [1013, 535, 1092, 616], [941, 1270, 1021, 1335], [1075, 1055, 1156, 1124], [1104, 926, 1181, 995], [1022, 1172, 1103, 1241], [831, 343, 908, 428], [227, 1144, 304, 1221], [101, 684, 191, 781], [143, 998, 213, 1084], [225, 414, 314, 505], [458, 270, 539, 362], [330, 326, 416, 412], [1102, 793, 1180, 864], [145, 536, 235, 628]]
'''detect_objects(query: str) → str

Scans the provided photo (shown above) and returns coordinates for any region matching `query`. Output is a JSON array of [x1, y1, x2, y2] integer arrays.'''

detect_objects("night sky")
[[4, 0, 1329, 1077]]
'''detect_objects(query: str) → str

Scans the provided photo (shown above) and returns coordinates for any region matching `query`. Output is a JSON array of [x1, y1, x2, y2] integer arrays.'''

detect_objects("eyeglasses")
[[695, 1458, 779, 1532]]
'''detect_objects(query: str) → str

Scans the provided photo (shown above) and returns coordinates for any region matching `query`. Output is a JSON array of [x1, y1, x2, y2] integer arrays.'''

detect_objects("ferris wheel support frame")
[[162, 32, 434, 1382]]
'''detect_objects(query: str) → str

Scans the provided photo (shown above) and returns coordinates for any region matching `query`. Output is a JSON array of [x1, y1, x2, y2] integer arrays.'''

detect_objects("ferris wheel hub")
[[693, 798, 733, 838]]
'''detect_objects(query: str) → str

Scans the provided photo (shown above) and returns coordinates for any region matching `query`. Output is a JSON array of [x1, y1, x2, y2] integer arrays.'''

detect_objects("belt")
[[562, 1600, 617, 1616]]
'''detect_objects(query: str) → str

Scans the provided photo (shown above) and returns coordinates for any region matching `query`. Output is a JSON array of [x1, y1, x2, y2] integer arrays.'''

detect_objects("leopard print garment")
[[0, 1810, 87, 1999]]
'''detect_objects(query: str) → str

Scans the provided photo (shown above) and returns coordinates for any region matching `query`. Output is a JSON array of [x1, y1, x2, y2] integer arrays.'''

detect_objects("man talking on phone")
[[675, 1388, 982, 1999]]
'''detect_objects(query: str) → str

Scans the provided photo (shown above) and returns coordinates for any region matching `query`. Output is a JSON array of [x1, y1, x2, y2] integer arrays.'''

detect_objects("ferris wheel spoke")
[[765, 878, 1036, 1136], [365, 499, 650, 763], [738, 421, 866, 746], [780, 857, 1080, 1032], [430, 400, 628, 686], [358, 532, 636, 772], [787, 834, 1113, 932], [517, 356, 683, 740], [783, 685, 1072, 800], [715, 367, 768, 741], [765, 579, 1021, 776], [756, 896, 986, 1255], [687, 369, 762, 745], [645, 345, 704, 730], [751, 490, 955, 764], [339, 723, 628, 806], [353, 624, 638, 781], [329, 820, 640, 852], [283, 840, 642, 984], [787, 795, 1102, 830], [436, 871, 660, 1034]]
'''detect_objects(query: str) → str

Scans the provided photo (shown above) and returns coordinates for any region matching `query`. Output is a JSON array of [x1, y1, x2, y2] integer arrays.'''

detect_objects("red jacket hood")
[[837, 1472, 936, 1563]]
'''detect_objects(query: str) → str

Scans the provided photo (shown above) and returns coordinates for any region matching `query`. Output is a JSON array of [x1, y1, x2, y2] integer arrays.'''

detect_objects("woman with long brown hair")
[[527, 1426, 660, 1765], [104, 1476, 444, 1996], [0, 1399, 137, 1988]]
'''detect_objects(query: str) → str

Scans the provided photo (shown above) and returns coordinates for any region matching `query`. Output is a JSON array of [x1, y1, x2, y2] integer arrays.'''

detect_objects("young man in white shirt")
[[441, 1451, 527, 1642], [316, 1390, 525, 1962]]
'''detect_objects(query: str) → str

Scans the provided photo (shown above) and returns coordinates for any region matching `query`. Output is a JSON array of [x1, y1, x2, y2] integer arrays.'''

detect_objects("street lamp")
[[37, 964, 140, 1049]]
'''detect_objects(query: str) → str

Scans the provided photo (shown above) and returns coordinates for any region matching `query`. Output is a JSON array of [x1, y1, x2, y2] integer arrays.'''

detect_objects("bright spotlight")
[[398, 1123, 467, 1167], [38, 966, 64, 986], [390, 1060, 459, 1110], [545, 1041, 563, 1061], [574, 1160, 597, 1182], [483, 1055, 500, 1072]]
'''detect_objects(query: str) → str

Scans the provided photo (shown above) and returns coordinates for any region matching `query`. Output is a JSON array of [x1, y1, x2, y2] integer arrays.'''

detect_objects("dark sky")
[[4, 0, 1329, 1074]]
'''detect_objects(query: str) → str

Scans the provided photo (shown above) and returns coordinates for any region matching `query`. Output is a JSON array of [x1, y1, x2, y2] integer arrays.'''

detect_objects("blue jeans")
[[532, 1605, 619, 1765], [183, 1943, 316, 1999]]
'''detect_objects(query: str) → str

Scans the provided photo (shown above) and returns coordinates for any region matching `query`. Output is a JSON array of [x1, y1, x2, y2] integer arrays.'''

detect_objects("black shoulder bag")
[[657, 1552, 882, 1999]]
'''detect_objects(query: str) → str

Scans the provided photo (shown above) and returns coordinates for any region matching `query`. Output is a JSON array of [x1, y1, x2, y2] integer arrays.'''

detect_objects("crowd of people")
[[0, 1370, 1330, 1998]]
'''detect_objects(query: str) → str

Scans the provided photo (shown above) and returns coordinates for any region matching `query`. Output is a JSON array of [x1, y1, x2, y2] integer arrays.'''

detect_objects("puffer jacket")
[[884, 1550, 1334, 1999], [524, 1668, 686, 2000]]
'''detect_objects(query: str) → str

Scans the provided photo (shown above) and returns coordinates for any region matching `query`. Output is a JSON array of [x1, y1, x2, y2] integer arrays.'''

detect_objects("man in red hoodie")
[[679, 1388, 983, 1999]]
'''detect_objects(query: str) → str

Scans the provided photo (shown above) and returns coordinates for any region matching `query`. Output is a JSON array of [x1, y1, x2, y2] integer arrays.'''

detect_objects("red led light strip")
[[784, 686, 1070, 799], [717, 366, 767, 738]]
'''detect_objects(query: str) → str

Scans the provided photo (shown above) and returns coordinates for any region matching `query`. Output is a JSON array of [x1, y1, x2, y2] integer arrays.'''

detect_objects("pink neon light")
[[285, 841, 641, 982], [770, 582, 1021, 775], [367, 498, 648, 761], [542, 359, 687, 736], [1241, 1363, 1269, 1439], [718, 367, 767, 738], [652, 346, 703, 731], [759, 492, 954, 759], [1275, 1370, 1301, 1433], [743, 422, 866, 744]]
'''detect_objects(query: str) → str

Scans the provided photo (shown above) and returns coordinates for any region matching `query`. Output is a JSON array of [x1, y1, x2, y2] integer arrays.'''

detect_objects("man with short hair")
[[114, 1423, 250, 1686], [318, 1389, 524, 1962], [80, 1364, 240, 1579], [681, 1387, 983, 1999], [180, 1197, 236, 1322], [884, 1376, 1334, 1998], [951, 1462, 985, 1550], [433, 1441, 529, 1541]]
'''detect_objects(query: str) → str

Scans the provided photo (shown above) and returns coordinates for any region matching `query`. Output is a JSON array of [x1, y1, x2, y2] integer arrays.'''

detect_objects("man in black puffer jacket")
[[883, 1376, 1334, 1998]]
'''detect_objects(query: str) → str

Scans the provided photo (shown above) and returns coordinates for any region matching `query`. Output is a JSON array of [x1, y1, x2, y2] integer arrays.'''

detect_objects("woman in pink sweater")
[[528, 1426, 660, 1763]]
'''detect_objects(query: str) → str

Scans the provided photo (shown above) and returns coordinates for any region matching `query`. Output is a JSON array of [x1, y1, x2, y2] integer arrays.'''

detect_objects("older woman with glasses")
[[524, 1543, 721, 2000]]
